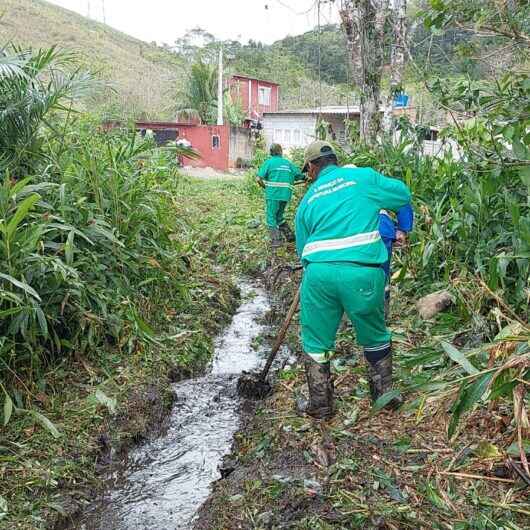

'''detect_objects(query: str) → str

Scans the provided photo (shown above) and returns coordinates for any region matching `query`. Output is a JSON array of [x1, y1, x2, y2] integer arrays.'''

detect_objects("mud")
[[73, 281, 273, 530]]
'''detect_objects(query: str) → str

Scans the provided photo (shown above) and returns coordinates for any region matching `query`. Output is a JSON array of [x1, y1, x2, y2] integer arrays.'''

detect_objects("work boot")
[[269, 228, 282, 249], [366, 352, 403, 410], [295, 357, 334, 419], [278, 222, 295, 242]]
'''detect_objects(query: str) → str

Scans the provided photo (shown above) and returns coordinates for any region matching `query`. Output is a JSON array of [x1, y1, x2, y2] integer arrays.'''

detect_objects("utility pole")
[[87, 0, 91, 18], [217, 46, 224, 126], [101, 0, 106, 24]]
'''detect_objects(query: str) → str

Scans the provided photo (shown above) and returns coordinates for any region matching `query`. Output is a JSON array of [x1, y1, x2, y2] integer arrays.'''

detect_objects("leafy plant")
[[0, 45, 95, 176]]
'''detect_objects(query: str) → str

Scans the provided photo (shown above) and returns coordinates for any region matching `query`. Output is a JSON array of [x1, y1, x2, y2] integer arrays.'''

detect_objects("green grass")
[[0, 0, 185, 119]]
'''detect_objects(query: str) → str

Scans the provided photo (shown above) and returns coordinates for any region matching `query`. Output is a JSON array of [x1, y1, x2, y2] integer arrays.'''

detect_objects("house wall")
[[177, 124, 230, 171], [229, 127, 254, 166], [322, 114, 357, 146], [262, 114, 317, 151], [230, 77, 279, 120]]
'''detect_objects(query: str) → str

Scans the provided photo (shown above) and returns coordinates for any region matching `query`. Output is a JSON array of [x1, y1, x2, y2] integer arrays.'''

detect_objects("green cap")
[[302, 140, 336, 172]]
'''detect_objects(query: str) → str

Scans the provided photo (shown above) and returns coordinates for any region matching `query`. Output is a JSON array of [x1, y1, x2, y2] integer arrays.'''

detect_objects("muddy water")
[[77, 282, 270, 530]]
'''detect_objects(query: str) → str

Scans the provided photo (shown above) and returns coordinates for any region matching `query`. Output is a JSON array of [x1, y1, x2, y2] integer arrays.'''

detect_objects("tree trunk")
[[339, 0, 389, 147], [382, 0, 408, 135]]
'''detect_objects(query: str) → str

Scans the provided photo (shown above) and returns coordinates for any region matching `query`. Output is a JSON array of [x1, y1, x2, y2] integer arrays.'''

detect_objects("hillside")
[[0, 0, 185, 119]]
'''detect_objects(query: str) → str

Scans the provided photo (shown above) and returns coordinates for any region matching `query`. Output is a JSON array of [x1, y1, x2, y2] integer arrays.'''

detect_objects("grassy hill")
[[0, 0, 185, 119]]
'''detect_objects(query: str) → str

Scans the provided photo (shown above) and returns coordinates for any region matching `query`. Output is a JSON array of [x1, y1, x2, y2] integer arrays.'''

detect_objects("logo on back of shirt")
[[308, 178, 356, 204]]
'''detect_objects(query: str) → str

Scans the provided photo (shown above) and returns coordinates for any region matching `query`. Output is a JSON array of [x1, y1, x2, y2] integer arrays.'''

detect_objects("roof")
[[263, 105, 360, 116], [230, 74, 279, 86]]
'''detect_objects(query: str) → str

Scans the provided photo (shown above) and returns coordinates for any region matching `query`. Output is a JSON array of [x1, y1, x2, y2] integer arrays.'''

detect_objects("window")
[[293, 129, 301, 146], [424, 129, 439, 142], [284, 129, 291, 146], [258, 86, 271, 106], [212, 135, 220, 149], [274, 129, 282, 142]]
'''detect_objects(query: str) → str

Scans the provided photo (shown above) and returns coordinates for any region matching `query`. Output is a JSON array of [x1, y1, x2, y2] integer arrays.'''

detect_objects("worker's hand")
[[395, 230, 407, 247], [256, 178, 265, 189]]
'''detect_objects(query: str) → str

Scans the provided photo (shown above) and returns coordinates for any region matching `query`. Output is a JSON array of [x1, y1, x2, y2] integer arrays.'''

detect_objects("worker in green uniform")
[[295, 141, 412, 419], [257, 143, 305, 248]]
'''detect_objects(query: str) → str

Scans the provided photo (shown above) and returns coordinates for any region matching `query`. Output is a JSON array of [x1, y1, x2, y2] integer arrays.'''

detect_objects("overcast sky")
[[47, 0, 340, 45]]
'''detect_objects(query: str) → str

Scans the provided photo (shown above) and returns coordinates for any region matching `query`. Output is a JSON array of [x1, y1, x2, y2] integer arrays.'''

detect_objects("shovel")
[[237, 287, 301, 400]]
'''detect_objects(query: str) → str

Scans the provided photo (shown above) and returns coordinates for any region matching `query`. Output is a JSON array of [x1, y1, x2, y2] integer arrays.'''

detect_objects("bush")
[[0, 119, 192, 387]]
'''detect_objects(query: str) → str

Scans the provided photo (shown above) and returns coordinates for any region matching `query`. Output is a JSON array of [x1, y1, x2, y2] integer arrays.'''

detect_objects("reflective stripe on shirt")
[[265, 181, 294, 189], [302, 230, 381, 258]]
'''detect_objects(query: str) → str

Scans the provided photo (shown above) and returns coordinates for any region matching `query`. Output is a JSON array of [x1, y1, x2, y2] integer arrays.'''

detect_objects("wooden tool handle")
[[259, 287, 301, 381]]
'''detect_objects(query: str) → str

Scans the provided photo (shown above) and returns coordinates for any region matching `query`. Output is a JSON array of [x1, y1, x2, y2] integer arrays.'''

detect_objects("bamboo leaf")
[[0, 307, 26, 318], [64, 230, 75, 265], [3, 393, 13, 426], [0, 495, 7, 520], [441, 341, 479, 374], [0, 273, 41, 301], [29, 410, 61, 439], [507, 440, 530, 456], [448, 372, 494, 438], [372, 390, 402, 412], [6, 193, 40, 240], [35, 307, 48, 338]]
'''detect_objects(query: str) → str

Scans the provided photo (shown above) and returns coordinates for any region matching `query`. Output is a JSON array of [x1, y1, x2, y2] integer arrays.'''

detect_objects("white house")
[[262, 106, 360, 150], [262, 105, 460, 159]]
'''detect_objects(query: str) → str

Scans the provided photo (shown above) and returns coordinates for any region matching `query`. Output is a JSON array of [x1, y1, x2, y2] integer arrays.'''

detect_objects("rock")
[[258, 510, 274, 527], [416, 290, 454, 319], [303, 478, 323, 494], [218, 457, 237, 478]]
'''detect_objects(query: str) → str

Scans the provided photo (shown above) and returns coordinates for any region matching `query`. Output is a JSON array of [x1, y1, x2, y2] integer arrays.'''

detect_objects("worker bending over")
[[379, 206, 413, 318], [257, 143, 305, 248], [295, 141, 412, 419]]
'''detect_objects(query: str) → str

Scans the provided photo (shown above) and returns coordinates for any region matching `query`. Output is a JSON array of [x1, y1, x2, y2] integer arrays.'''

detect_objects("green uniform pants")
[[300, 262, 391, 363], [266, 199, 287, 229]]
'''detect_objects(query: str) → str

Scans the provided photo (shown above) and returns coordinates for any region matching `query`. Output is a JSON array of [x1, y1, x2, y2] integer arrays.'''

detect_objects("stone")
[[258, 511, 274, 526], [416, 290, 454, 319], [218, 457, 237, 478]]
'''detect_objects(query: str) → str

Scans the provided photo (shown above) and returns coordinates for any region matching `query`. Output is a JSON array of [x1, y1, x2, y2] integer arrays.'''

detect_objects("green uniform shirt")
[[295, 165, 411, 266], [257, 155, 304, 201]]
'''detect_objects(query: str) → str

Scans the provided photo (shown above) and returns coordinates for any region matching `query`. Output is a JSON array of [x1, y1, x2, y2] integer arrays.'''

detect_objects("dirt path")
[[180, 166, 246, 180]]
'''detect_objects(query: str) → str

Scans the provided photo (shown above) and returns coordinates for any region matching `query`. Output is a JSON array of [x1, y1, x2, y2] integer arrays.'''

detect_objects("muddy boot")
[[279, 222, 295, 242], [269, 228, 282, 249], [366, 352, 403, 410], [296, 357, 334, 419]]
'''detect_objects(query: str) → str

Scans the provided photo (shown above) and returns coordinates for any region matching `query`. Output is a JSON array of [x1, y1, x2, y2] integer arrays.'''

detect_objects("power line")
[[272, 0, 319, 16]]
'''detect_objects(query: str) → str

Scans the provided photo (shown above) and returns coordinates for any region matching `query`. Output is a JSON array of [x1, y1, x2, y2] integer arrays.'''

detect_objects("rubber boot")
[[296, 357, 334, 419], [367, 352, 403, 410], [279, 222, 295, 242], [269, 228, 282, 249]]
